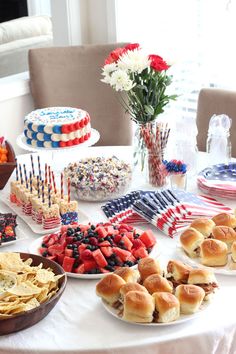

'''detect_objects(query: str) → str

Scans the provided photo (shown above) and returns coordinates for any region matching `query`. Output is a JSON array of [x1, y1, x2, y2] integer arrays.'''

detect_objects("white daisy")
[[118, 49, 150, 74], [102, 63, 117, 76], [110, 69, 134, 91]]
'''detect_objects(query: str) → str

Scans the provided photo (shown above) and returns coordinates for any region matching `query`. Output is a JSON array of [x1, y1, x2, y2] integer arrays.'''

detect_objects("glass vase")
[[147, 152, 166, 187]]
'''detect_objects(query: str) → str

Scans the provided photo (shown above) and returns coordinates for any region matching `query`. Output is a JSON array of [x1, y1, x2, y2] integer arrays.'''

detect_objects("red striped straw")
[[19, 164, 23, 185], [41, 180, 45, 204], [29, 171, 33, 194], [61, 173, 64, 199], [68, 177, 71, 203], [45, 163, 48, 186], [30, 155, 35, 176], [15, 158, 19, 181], [52, 171, 57, 194], [37, 175, 40, 198], [48, 183, 51, 208], [37, 155, 41, 180], [23, 164, 28, 189], [48, 166, 51, 187]]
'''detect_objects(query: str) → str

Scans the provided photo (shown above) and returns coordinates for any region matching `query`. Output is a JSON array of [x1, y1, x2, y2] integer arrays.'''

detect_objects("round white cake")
[[24, 107, 91, 148]]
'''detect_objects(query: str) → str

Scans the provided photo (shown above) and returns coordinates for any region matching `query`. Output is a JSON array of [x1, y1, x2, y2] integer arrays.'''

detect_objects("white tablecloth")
[[0, 147, 235, 354]]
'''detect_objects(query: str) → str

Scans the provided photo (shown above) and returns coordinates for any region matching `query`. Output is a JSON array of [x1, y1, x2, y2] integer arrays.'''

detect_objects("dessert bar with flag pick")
[[101, 189, 233, 237]]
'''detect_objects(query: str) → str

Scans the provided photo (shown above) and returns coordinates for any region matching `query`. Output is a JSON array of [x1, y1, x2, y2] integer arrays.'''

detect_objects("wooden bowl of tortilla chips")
[[0, 252, 66, 335]]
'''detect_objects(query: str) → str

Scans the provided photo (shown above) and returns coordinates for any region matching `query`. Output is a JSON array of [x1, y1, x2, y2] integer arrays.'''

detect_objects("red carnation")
[[149, 54, 170, 71], [104, 47, 126, 65], [124, 43, 140, 51]]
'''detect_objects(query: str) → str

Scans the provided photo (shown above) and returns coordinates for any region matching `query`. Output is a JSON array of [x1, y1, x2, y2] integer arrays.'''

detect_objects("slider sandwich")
[[119, 283, 148, 303], [180, 227, 204, 258], [200, 239, 228, 267], [188, 269, 218, 301], [190, 218, 215, 238], [212, 226, 236, 251], [96, 274, 126, 306], [166, 260, 192, 288], [212, 213, 236, 229], [143, 274, 173, 295], [175, 284, 205, 314], [114, 267, 140, 283], [138, 257, 162, 282], [122, 291, 155, 323], [152, 292, 180, 323], [231, 241, 236, 262]]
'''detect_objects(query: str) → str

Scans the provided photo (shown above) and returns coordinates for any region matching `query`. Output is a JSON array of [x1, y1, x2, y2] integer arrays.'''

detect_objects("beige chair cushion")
[[28, 44, 132, 146], [196, 88, 236, 157]]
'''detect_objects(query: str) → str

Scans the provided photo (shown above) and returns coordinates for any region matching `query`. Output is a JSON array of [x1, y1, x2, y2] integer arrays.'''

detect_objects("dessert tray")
[[16, 129, 100, 152], [101, 298, 212, 326], [197, 163, 236, 199], [29, 237, 161, 279], [177, 246, 236, 276], [1, 191, 89, 235]]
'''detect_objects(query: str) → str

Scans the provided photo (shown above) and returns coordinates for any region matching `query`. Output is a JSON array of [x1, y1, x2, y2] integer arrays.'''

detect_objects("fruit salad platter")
[[29, 222, 159, 279]]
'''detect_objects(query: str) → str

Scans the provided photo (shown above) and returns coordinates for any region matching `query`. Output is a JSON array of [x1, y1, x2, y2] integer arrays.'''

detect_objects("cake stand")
[[16, 128, 100, 171]]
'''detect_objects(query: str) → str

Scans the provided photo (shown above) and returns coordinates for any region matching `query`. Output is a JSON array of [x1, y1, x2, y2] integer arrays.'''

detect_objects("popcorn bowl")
[[64, 156, 132, 202]]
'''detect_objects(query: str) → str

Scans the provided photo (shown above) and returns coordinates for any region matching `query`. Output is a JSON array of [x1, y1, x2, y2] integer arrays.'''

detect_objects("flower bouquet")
[[101, 43, 177, 186]]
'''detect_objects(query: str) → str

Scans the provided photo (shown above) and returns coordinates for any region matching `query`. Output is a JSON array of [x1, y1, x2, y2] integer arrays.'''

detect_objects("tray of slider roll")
[[96, 257, 219, 325], [177, 212, 236, 275]]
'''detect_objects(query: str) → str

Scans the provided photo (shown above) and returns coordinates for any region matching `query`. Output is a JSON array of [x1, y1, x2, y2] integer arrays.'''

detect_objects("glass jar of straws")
[[139, 122, 170, 187]]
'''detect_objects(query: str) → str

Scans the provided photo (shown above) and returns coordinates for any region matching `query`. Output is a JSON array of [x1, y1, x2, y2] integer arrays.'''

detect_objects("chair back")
[[28, 44, 132, 146], [196, 88, 236, 157]]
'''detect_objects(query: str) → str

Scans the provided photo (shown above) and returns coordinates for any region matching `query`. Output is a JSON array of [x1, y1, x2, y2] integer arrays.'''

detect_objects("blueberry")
[[67, 244, 73, 249], [42, 251, 48, 257], [86, 245, 93, 250], [105, 265, 115, 272], [108, 260, 115, 267], [76, 227, 81, 232], [99, 238, 105, 242], [119, 240, 125, 246], [83, 238, 90, 244], [42, 243, 47, 247], [90, 225, 96, 230], [147, 248, 152, 253], [67, 230, 73, 236], [73, 254, 79, 259]]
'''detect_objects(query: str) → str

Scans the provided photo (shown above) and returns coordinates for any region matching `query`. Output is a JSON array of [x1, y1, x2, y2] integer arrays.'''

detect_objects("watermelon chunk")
[[92, 249, 108, 268], [139, 230, 156, 248], [83, 260, 98, 272], [113, 247, 131, 262], [48, 244, 64, 256], [38, 247, 47, 255], [95, 226, 108, 239], [122, 236, 133, 251], [74, 264, 85, 274], [100, 246, 113, 258], [62, 256, 75, 272], [64, 248, 73, 257], [133, 247, 149, 259]]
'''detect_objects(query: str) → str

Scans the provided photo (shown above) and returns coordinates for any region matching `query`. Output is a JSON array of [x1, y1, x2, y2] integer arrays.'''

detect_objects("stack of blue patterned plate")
[[197, 163, 236, 199]]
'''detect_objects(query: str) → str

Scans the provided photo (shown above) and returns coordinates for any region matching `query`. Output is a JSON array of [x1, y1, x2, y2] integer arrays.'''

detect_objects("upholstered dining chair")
[[28, 43, 132, 146], [196, 88, 236, 157]]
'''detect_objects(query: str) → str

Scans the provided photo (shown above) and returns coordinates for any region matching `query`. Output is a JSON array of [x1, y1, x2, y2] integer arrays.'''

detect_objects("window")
[[115, 0, 236, 122]]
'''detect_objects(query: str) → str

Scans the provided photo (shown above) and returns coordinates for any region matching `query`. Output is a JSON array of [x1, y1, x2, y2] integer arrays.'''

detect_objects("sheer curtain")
[[115, 0, 236, 122]]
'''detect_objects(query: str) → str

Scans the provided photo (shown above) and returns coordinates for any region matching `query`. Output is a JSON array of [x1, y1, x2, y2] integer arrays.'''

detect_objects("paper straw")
[[30, 155, 35, 176], [48, 166, 51, 186], [29, 171, 33, 194], [68, 177, 71, 203], [42, 180, 45, 204], [23, 164, 28, 189], [19, 164, 23, 185], [37, 156, 42, 180], [45, 163, 48, 186], [37, 176, 40, 198], [48, 183, 51, 208], [15, 159, 19, 181], [61, 173, 64, 199], [52, 171, 57, 194]]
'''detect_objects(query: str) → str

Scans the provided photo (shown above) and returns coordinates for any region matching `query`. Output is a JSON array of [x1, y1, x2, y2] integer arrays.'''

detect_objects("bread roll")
[[175, 284, 205, 314], [122, 291, 155, 323], [200, 239, 228, 266], [138, 257, 162, 282], [231, 241, 236, 262], [144, 274, 173, 295], [212, 226, 236, 250], [120, 283, 148, 301], [212, 213, 236, 229], [152, 292, 180, 323], [190, 219, 215, 238], [166, 260, 192, 285], [180, 227, 204, 258], [96, 274, 126, 305], [114, 267, 140, 283]]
